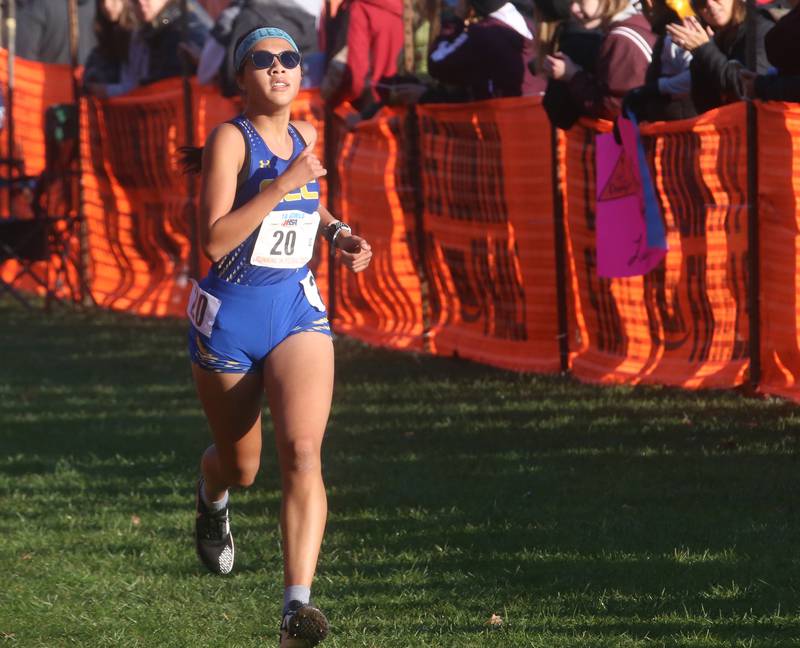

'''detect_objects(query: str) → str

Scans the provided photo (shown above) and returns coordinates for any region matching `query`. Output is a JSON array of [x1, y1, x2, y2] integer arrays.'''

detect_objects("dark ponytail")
[[178, 146, 204, 175]]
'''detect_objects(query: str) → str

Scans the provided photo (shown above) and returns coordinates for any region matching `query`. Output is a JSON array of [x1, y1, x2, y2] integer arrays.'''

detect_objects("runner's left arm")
[[318, 204, 373, 274], [290, 120, 372, 273]]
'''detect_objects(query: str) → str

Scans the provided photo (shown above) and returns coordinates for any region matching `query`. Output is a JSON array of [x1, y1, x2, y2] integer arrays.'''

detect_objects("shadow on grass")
[[2, 300, 800, 644]]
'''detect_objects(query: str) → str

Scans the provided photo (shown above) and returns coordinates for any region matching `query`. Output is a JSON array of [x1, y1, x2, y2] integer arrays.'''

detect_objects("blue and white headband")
[[234, 27, 300, 71]]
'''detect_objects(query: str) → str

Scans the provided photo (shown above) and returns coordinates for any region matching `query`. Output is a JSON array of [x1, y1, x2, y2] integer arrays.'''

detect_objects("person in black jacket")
[[541, 22, 604, 128], [741, 0, 800, 102], [132, 0, 211, 84], [83, 0, 139, 92], [667, 0, 772, 113], [538, 0, 604, 129], [85, 0, 211, 96]]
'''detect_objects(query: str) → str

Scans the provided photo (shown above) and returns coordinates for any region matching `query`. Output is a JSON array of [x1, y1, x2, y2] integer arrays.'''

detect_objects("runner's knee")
[[281, 437, 321, 475], [222, 458, 260, 488]]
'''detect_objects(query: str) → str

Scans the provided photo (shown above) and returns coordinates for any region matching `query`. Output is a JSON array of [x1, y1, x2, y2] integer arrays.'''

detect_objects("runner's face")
[[242, 38, 302, 109], [572, 0, 603, 28]]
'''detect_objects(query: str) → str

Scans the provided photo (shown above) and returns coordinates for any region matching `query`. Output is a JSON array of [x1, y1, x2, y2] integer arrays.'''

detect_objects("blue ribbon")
[[626, 109, 667, 250]]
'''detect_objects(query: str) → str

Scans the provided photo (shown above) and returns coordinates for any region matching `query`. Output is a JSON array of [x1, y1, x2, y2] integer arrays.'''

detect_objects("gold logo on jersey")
[[259, 178, 319, 202]]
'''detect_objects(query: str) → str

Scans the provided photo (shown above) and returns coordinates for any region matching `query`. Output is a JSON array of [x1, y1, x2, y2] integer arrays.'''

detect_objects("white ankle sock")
[[201, 482, 228, 513], [283, 585, 311, 613]]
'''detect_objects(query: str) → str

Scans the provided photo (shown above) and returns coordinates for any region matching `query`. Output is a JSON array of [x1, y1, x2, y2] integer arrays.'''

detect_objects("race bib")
[[187, 279, 221, 337], [251, 209, 320, 268], [300, 270, 325, 312]]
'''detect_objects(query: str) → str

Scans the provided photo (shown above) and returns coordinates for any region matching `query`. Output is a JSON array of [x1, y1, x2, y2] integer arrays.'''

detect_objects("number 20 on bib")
[[251, 210, 320, 268]]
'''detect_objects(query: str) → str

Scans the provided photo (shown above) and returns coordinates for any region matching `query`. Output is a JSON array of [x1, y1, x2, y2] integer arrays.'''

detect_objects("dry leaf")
[[485, 614, 503, 627], [131, 515, 141, 526], [20, 553, 33, 561], [717, 437, 737, 451]]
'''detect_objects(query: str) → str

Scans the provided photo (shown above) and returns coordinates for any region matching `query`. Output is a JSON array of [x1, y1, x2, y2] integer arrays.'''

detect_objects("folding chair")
[[0, 103, 83, 309], [0, 217, 50, 308]]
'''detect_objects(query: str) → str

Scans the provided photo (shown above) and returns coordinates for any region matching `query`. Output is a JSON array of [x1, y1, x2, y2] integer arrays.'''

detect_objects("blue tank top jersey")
[[211, 116, 321, 286]]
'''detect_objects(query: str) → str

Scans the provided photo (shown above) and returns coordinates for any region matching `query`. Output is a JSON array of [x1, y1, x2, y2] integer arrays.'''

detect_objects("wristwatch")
[[325, 221, 352, 246]]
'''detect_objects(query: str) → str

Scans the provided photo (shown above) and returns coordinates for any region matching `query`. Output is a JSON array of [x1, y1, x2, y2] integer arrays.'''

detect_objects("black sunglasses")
[[250, 50, 302, 70]]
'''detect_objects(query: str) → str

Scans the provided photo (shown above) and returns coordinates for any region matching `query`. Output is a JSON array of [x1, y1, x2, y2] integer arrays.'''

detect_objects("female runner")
[[183, 26, 372, 647]]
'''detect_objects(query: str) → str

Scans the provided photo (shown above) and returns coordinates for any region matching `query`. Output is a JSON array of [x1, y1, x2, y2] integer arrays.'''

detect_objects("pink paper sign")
[[595, 123, 666, 278]]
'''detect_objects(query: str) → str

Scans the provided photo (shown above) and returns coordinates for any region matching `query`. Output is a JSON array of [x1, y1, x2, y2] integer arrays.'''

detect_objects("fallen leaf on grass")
[[485, 614, 503, 627], [131, 515, 141, 526], [20, 553, 33, 561]]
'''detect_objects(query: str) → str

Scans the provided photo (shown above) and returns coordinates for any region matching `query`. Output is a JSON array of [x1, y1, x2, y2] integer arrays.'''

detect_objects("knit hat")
[[470, 0, 507, 15]]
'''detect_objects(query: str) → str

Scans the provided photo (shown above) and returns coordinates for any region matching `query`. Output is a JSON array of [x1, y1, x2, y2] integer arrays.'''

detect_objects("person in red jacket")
[[333, 0, 404, 110], [544, 0, 658, 120]]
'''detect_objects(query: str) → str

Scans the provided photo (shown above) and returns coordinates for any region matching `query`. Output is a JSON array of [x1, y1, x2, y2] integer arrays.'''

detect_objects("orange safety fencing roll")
[[331, 107, 425, 350], [418, 97, 561, 372], [757, 101, 800, 401], [565, 103, 751, 387]]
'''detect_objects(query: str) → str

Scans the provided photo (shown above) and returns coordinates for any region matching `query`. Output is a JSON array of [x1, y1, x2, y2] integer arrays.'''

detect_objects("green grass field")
[[1, 299, 799, 647]]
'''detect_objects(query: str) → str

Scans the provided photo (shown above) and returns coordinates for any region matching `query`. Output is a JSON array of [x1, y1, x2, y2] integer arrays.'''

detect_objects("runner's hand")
[[739, 69, 757, 100], [544, 53, 580, 82], [337, 234, 372, 273], [279, 148, 326, 195]]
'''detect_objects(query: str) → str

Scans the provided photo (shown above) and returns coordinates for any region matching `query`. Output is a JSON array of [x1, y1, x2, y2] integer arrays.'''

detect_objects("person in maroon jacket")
[[333, 0, 404, 111], [543, 0, 658, 120], [428, 0, 544, 99]]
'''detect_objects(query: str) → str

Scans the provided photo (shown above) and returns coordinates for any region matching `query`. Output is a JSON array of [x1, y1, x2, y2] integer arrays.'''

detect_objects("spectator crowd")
[[10, 0, 800, 123]]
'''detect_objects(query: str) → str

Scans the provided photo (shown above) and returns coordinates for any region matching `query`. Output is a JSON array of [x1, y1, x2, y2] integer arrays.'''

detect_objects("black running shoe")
[[194, 479, 234, 575], [279, 600, 329, 647]]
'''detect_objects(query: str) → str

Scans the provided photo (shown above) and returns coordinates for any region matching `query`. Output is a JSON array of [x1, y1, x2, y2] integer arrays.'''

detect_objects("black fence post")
[[325, 112, 338, 324], [180, 0, 199, 280], [323, 0, 339, 324], [551, 124, 570, 373], [405, 104, 431, 352], [68, 0, 91, 305], [5, 0, 15, 214], [745, 0, 761, 388]]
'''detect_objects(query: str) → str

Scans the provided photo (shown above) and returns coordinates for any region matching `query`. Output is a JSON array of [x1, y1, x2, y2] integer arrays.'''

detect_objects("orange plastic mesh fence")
[[565, 104, 750, 388], [418, 97, 561, 372]]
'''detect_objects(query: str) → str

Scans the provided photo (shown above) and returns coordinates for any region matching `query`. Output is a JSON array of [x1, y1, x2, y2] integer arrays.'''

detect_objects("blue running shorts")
[[187, 268, 331, 373]]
